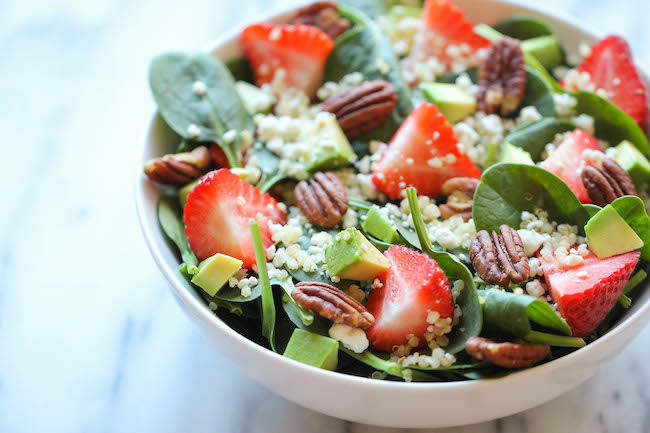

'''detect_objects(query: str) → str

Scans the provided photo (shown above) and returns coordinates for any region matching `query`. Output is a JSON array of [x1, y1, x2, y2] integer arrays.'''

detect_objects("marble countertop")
[[1, 0, 649, 431]]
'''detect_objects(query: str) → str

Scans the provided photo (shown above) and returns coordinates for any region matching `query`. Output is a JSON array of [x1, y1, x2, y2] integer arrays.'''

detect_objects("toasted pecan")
[[465, 336, 550, 368], [295, 172, 348, 228], [469, 225, 530, 286], [144, 146, 211, 185]]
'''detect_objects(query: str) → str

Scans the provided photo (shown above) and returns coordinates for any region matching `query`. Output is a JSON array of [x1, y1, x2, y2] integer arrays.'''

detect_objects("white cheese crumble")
[[187, 123, 201, 139], [329, 323, 369, 353], [192, 80, 207, 96]]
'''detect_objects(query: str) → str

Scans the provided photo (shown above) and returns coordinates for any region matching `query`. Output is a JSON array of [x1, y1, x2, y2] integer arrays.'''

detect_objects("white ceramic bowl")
[[136, 0, 650, 427]]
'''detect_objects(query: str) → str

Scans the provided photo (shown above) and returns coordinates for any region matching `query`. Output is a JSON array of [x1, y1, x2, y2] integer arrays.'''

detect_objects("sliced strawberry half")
[[365, 245, 454, 352], [538, 248, 640, 338], [183, 169, 287, 268], [405, 0, 491, 79], [240, 23, 334, 98], [371, 102, 481, 199], [539, 129, 604, 203], [577, 35, 649, 132]]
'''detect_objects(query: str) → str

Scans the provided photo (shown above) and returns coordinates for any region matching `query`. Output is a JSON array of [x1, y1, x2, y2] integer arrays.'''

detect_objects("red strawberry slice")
[[365, 245, 454, 352], [577, 35, 649, 132], [539, 129, 603, 203], [405, 0, 491, 80], [240, 23, 334, 98], [184, 169, 287, 268], [209, 143, 229, 169], [538, 248, 640, 338], [371, 102, 481, 199]]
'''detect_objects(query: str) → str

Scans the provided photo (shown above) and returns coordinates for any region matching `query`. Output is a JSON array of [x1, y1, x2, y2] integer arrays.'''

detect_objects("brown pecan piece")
[[465, 336, 550, 368], [469, 225, 529, 286], [144, 146, 211, 185], [292, 281, 375, 329], [321, 80, 398, 140], [439, 177, 480, 221], [581, 158, 639, 206], [291, 1, 350, 40], [295, 172, 348, 228], [477, 37, 526, 116]]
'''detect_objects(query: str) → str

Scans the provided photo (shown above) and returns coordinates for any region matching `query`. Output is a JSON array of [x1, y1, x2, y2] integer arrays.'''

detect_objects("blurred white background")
[[0, 0, 649, 432]]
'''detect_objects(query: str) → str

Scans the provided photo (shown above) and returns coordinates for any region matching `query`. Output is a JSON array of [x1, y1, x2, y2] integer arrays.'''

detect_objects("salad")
[[143, 0, 650, 382]]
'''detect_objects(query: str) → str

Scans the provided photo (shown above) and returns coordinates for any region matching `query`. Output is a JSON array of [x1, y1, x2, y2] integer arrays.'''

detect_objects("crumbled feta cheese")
[[187, 123, 201, 139], [329, 323, 369, 353], [525, 280, 546, 297], [192, 80, 207, 96], [553, 93, 578, 117]]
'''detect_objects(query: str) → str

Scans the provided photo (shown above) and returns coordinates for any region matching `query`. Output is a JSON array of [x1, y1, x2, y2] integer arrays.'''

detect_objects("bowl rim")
[[136, 0, 650, 392]]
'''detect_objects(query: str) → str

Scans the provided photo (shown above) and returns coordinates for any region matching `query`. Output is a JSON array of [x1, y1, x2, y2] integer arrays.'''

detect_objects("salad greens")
[[503, 117, 575, 161], [157, 192, 199, 276], [250, 220, 277, 351]]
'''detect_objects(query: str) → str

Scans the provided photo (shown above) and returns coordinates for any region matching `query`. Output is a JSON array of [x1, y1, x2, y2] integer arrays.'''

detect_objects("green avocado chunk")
[[325, 228, 390, 280], [614, 140, 650, 190], [179, 179, 200, 208], [585, 205, 644, 259], [283, 329, 339, 370], [303, 115, 356, 173], [420, 82, 476, 123], [235, 81, 273, 114], [362, 205, 401, 244], [499, 142, 534, 165], [521, 35, 563, 69], [191, 253, 243, 296]]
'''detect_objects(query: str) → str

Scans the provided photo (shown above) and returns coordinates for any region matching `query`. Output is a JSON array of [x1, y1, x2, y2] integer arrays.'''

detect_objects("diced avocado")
[[283, 329, 339, 370], [585, 205, 644, 259], [521, 35, 563, 69], [499, 142, 534, 165], [362, 205, 401, 244], [474, 23, 503, 42], [325, 228, 390, 280], [303, 115, 356, 173], [179, 179, 200, 208], [235, 81, 273, 114], [420, 83, 476, 123], [614, 140, 650, 190], [191, 253, 243, 296]]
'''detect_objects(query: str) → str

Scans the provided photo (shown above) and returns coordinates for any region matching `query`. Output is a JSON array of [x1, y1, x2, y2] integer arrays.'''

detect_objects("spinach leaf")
[[284, 234, 332, 283], [209, 283, 261, 303], [250, 220, 277, 351], [523, 52, 563, 92], [478, 288, 572, 337], [340, 348, 440, 381], [609, 196, 650, 261], [436, 67, 479, 84], [226, 56, 254, 83], [473, 163, 590, 233], [407, 188, 482, 353], [149, 52, 254, 167], [249, 146, 290, 193], [157, 193, 199, 275], [273, 278, 314, 327], [521, 67, 555, 117], [503, 117, 575, 160], [524, 330, 586, 347], [205, 296, 260, 319], [325, 4, 414, 142], [493, 15, 554, 40], [573, 90, 650, 156]]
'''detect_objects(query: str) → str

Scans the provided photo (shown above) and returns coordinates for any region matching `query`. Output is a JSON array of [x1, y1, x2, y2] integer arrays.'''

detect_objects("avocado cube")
[[362, 205, 401, 244], [304, 115, 356, 173], [191, 253, 243, 296], [420, 83, 476, 123], [474, 23, 503, 42], [179, 179, 200, 208], [499, 142, 534, 165], [235, 81, 273, 114], [585, 205, 644, 259], [325, 228, 390, 280], [283, 329, 339, 370], [521, 35, 563, 69], [614, 140, 650, 190]]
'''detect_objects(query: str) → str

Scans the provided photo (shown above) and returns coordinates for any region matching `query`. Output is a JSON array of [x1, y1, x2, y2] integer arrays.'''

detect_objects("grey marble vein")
[[0, 0, 649, 432]]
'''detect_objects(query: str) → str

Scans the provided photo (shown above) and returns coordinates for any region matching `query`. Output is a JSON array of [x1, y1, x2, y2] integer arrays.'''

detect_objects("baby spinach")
[[572, 90, 650, 156], [436, 67, 479, 84], [210, 283, 261, 303], [149, 52, 254, 167], [226, 57, 254, 83], [325, 4, 414, 142], [341, 348, 439, 381], [521, 67, 555, 117], [250, 220, 277, 351], [407, 188, 482, 353], [609, 196, 650, 261], [478, 288, 572, 337], [503, 117, 575, 160], [473, 163, 590, 233], [249, 146, 290, 193], [273, 278, 314, 327], [523, 52, 563, 92], [524, 330, 586, 348], [157, 193, 199, 276], [204, 296, 260, 320], [493, 15, 554, 40]]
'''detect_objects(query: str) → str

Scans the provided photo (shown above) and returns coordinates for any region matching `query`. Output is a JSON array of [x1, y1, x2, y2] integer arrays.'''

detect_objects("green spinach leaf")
[[521, 67, 555, 117], [341, 348, 439, 381], [209, 283, 261, 303], [609, 196, 650, 261], [523, 52, 563, 92], [226, 56, 254, 83], [157, 193, 199, 275], [493, 14, 554, 40], [473, 163, 590, 233], [503, 117, 575, 160], [249, 146, 290, 193], [250, 220, 277, 351]]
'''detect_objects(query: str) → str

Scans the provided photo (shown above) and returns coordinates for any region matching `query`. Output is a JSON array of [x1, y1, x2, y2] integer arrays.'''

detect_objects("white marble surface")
[[1, 0, 650, 431]]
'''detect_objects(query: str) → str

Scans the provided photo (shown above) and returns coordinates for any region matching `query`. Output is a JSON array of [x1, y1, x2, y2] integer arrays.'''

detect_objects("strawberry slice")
[[405, 0, 491, 78], [371, 102, 481, 199], [365, 245, 454, 352], [184, 169, 287, 268], [539, 129, 603, 203], [538, 248, 640, 338], [577, 35, 649, 132], [240, 23, 334, 97]]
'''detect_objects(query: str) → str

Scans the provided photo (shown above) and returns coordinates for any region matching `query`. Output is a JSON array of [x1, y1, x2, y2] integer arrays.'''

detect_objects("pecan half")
[[144, 146, 211, 185], [321, 80, 398, 140], [477, 37, 526, 116], [469, 225, 530, 286], [439, 177, 480, 221], [291, 1, 350, 40], [292, 281, 375, 329], [465, 336, 550, 368], [295, 172, 348, 228], [581, 158, 639, 206]]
